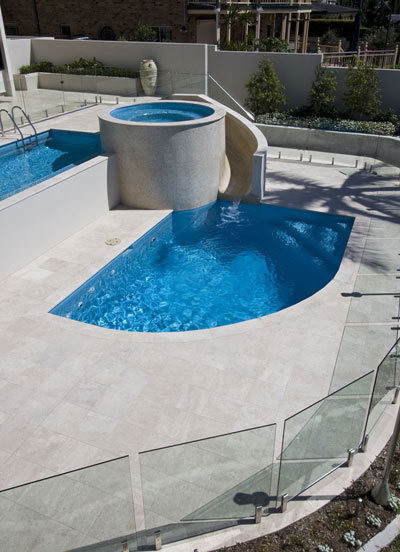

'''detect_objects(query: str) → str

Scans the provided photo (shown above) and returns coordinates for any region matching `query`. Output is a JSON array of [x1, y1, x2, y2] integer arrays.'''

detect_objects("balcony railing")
[[187, 0, 312, 8]]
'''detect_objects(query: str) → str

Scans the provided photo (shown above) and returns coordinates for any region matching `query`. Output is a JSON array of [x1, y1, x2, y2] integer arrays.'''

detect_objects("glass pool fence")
[[1, 71, 251, 139], [1, 339, 399, 552]]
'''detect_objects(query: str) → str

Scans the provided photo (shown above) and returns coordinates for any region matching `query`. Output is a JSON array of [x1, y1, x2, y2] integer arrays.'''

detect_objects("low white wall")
[[0, 154, 119, 280], [38, 72, 139, 95], [31, 39, 208, 74], [257, 123, 400, 168]]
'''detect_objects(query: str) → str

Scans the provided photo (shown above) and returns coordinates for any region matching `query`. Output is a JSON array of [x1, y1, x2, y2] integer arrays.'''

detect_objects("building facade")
[[0, 0, 312, 52]]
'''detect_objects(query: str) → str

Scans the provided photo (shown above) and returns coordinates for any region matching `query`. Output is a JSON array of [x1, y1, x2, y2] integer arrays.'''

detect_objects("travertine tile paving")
[[0, 105, 398, 550]]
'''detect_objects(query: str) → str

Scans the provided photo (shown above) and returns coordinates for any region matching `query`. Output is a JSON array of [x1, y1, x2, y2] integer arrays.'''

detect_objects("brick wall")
[[1, 0, 197, 42]]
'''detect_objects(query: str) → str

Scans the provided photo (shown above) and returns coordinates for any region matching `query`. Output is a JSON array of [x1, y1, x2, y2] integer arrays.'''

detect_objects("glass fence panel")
[[0, 456, 136, 552], [139, 423, 276, 544], [277, 371, 374, 502], [136, 70, 207, 97], [366, 338, 400, 434]]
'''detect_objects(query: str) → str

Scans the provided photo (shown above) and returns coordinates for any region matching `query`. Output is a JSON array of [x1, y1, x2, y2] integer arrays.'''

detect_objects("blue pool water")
[[51, 201, 353, 333], [110, 102, 214, 123], [0, 129, 103, 202]]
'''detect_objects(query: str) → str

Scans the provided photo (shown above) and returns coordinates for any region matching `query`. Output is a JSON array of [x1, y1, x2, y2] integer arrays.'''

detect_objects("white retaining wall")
[[257, 123, 400, 168], [0, 154, 119, 280]]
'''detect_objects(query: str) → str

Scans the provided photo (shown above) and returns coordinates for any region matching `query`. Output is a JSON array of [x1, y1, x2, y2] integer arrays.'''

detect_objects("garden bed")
[[215, 438, 400, 552], [256, 113, 397, 136]]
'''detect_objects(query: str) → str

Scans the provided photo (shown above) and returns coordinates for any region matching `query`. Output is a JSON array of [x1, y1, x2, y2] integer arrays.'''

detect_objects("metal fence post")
[[347, 448, 356, 467], [280, 493, 288, 513], [155, 530, 162, 550]]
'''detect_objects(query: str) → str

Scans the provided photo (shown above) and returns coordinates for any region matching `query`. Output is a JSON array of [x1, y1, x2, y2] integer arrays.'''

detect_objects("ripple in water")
[[50, 201, 353, 332]]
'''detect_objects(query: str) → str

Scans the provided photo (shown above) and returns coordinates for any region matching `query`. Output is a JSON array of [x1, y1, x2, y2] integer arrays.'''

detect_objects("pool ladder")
[[0, 106, 38, 150]]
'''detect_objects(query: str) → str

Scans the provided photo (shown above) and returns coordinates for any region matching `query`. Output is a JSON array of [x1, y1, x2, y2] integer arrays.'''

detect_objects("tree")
[[364, 25, 396, 48], [257, 37, 289, 52], [344, 59, 381, 119], [134, 24, 157, 42], [309, 67, 337, 117], [245, 58, 286, 115]]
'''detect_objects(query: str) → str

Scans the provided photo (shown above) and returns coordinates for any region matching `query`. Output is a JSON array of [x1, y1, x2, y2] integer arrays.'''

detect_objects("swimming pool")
[[110, 102, 214, 123], [51, 201, 353, 333], [0, 129, 103, 202]]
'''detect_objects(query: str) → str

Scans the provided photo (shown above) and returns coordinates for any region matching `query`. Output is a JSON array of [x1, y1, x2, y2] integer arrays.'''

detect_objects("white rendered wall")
[[31, 39, 208, 75], [8, 39, 400, 113], [6, 38, 32, 73], [0, 154, 119, 280], [0, 8, 15, 95]]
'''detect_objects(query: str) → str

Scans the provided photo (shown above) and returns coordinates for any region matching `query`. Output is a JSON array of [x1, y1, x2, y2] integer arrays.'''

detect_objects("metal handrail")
[[11, 105, 39, 146], [0, 108, 27, 148]]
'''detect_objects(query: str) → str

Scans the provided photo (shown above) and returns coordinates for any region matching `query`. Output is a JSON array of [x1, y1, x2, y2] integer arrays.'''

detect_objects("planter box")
[[13, 72, 39, 91], [37, 72, 140, 96]]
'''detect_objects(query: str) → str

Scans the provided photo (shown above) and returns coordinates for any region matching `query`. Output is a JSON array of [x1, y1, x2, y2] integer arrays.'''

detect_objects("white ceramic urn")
[[140, 59, 158, 96]]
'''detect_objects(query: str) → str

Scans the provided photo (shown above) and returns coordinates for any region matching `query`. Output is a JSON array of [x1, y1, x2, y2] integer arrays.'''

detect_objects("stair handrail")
[[0, 108, 27, 148], [11, 105, 39, 145]]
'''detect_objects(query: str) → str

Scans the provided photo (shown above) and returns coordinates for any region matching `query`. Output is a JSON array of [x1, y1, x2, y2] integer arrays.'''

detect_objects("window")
[[99, 26, 116, 41], [151, 26, 173, 42], [5, 24, 19, 36], [60, 24, 71, 38]]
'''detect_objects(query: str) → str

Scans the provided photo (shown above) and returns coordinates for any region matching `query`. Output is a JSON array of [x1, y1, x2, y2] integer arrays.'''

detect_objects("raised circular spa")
[[99, 100, 227, 211], [110, 102, 214, 123]]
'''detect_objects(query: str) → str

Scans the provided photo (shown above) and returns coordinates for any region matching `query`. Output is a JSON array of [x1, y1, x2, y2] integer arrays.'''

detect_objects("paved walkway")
[[0, 106, 399, 551]]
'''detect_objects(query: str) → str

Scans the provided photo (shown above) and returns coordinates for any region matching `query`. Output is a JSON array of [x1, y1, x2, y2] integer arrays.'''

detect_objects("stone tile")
[[64, 380, 108, 409], [0, 415, 38, 454], [347, 274, 400, 323]]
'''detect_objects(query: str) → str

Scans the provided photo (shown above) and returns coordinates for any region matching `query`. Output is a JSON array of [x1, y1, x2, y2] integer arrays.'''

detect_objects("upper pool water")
[[110, 102, 214, 123], [0, 129, 103, 202], [50, 201, 353, 333]]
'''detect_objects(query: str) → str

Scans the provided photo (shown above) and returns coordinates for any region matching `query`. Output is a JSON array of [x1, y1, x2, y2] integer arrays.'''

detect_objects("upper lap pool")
[[110, 102, 214, 123], [50, 201, 354, 333], [0, 129, 103, 202]]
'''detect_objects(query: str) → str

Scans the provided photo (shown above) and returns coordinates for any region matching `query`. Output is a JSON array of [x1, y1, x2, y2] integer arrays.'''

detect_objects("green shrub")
[[309, 66, 337, 117], [223, 41, 252, 51], [257, 37, 289, 52], [19, 58, 139, 78], [374, 108, 400, 130], [134, 24, 157, 42], [256, 112, 396, 135], [245, 58, 286, 115], [344, 59, 382, 119], [320, 29, 339, 45]]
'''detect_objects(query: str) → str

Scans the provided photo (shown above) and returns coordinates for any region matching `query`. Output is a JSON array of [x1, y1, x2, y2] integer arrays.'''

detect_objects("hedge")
[[256, 112, 396, 136], [309, 19, 368, 41]]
